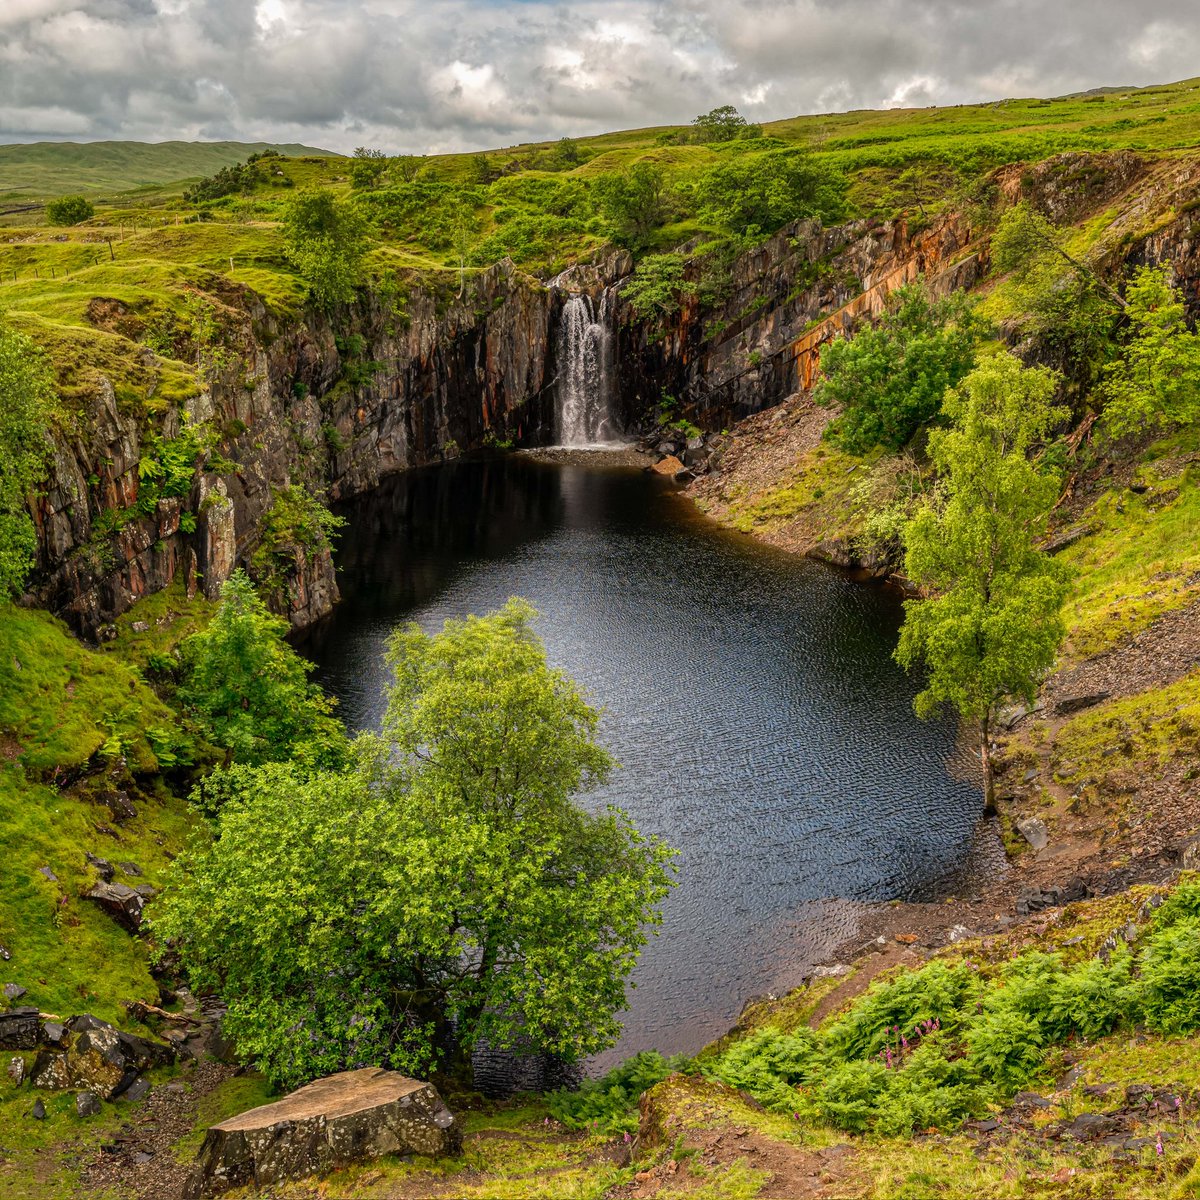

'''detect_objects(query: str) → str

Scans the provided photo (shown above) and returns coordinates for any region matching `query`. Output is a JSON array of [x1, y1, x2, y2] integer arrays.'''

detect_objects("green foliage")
[[691, 907, 1200, 1140], [704, 1028, 818, 1110], [824, 960, 979, 1060], [158, 599, 675, 1089], [282, 188, 370, 306], [692, 149, 848, 239], [896, 352, 1070, 804], [349, 146, 390, 191], [1140, 914, 1200, 1035], [249, 483, 345, 607], [818, 282, 986, 453], [178, 570, 347, 773], [547, 1051, 686, 1134], [690, 105, 761, 144], [594, 163, 670, 248], [44, 194, 94, 225], [0, 321, 53, 599], [991, 202, 1120, 389], [1101, 266, 1200, 436], [552, 137, 582, 169], [183, 155, 273, 203], [622, 253, 688, 318]]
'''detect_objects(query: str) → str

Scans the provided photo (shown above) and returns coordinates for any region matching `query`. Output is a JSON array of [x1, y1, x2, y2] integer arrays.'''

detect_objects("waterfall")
[[556, 292, 618, 447]]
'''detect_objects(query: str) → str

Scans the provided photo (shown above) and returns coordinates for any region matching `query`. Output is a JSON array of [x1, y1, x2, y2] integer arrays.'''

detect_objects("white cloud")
[[0, 0, 1197, 151]]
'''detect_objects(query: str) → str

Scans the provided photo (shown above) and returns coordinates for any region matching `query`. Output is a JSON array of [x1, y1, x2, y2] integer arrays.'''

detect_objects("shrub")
[[547, 1051, 685, 1134], [46, 194, 94, 225], [824, 959, 979, 1061], [1139, 918, 1200, 1035], [704, 1028, 818, 1110]]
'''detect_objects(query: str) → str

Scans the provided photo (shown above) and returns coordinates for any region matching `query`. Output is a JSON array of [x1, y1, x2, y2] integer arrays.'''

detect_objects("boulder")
[[3, 983, 27, 1002], [76, 1091, 102, 1117], [86, 853, 115, 882], [31, 1015, 172, 1098], [184, 1068, 460, 1198], [0, 1007, 41, 1050], [1016, 816, 1049, 852], [650, 454, 685, 478], [1055, 692, 1111, 716], [84, 881, 146, 932], [8, 1055, 25, 1085]]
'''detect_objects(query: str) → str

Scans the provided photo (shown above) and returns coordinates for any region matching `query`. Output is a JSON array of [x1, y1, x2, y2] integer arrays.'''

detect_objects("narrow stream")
[[304, 454, 996, 1076]]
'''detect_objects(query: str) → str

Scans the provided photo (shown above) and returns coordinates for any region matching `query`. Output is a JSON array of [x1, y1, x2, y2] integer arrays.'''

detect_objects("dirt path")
[[80, 1060, 238, 1200]]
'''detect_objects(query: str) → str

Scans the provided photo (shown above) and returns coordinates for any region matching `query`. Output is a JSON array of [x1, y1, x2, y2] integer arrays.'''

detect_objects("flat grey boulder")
[[184, 1067, 460, 1198]]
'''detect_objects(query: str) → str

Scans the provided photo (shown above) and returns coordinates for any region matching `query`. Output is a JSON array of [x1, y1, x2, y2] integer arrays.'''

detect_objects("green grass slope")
[[0, 605, 200, 1026], [0, 140, 339, 202]]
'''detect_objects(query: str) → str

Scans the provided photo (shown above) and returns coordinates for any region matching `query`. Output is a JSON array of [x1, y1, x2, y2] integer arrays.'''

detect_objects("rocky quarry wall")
[[26, 152, 1200, 638]]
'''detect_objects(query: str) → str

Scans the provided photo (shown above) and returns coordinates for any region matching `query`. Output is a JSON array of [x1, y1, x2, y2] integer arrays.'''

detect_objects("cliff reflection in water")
[[304, 454, 995, 1071]]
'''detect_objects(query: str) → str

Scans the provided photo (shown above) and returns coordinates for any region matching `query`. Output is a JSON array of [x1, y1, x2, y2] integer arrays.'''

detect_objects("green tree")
[[0, 320, 54, 599], [694, 150, 847, 240], [281, 189, 370, 306], [155, 599, 675, 1088], [991, 202, 1122, 391], [178, 570, 347, 774], [895, 352, 1070, 812], [349, 147, 389, 191], [817, 282, 986, 454], [45, 195, 94, 226], [690, 105, 759, 143], [553, 137, 582, 169], [1100, 266, 1200, 437], [594, 163, 669, 248]]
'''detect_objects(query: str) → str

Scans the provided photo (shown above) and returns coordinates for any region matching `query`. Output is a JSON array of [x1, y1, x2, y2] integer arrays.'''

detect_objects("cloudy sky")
[[1, 1, 1198, 153]]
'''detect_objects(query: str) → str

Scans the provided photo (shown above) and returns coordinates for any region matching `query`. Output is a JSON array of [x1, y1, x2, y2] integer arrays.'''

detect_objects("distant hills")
[[0, 140, 340, 201]]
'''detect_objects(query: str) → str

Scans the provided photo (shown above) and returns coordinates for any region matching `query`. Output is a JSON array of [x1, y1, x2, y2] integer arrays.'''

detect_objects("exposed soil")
[[78, 1059, 238, 1200]]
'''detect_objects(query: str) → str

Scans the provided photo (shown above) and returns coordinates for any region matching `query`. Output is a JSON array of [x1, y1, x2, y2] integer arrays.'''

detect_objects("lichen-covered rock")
[[0, 1007, 41, 1051], [83, 881, 146, 932], [30, 1015, 172, 1099], [184, 1067, 460, 1198]]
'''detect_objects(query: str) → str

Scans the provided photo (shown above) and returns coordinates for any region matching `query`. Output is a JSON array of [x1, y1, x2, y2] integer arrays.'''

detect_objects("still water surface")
[[305, 454, 991, 1070]]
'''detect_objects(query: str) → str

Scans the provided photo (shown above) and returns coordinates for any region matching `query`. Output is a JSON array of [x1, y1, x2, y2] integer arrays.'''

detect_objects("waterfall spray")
[[557, 292, 618, 446]]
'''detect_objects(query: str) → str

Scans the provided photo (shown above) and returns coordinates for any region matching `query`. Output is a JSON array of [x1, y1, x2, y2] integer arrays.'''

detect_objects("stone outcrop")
[[30, 1014, 173, 1099], [0, 1007, 41, 1050], [616, 210, 985, 431], [30, 259, 565, 638], [184, 1067, 460, 1198], [26, 151, 1200, 637]]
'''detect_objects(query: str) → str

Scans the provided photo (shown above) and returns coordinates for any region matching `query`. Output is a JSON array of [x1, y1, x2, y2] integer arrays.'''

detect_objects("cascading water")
[[556, 292, 618, 447]]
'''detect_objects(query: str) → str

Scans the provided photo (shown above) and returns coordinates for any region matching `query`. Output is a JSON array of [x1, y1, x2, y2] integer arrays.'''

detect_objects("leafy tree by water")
[[817, 282, 986, 454], [282, 188, 370, 306], [156, 598, 675, 1089], [895, 351, 1070, 811], [1100, 266, 1200, 437], [178, 570, 347, 774], [0, 320, 54, 600], [45, 194, 94, 226]]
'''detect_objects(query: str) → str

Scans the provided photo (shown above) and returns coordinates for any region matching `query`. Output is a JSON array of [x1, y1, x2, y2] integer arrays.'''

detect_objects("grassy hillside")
[[0, 140, 338, 203]]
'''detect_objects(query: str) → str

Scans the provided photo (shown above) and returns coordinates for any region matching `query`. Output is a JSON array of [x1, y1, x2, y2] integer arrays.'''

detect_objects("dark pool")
[[303, 453, 993, 1071]]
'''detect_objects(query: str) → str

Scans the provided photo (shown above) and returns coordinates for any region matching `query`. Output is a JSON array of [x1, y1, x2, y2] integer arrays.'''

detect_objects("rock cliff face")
[[30, 260, 562, 637], [615, 211, 985, 430], [29, 151, 1199, 637]]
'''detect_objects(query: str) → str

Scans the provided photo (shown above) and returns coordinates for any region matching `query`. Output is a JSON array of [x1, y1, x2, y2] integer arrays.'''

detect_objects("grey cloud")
[[0, 0, 1197, 151]]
